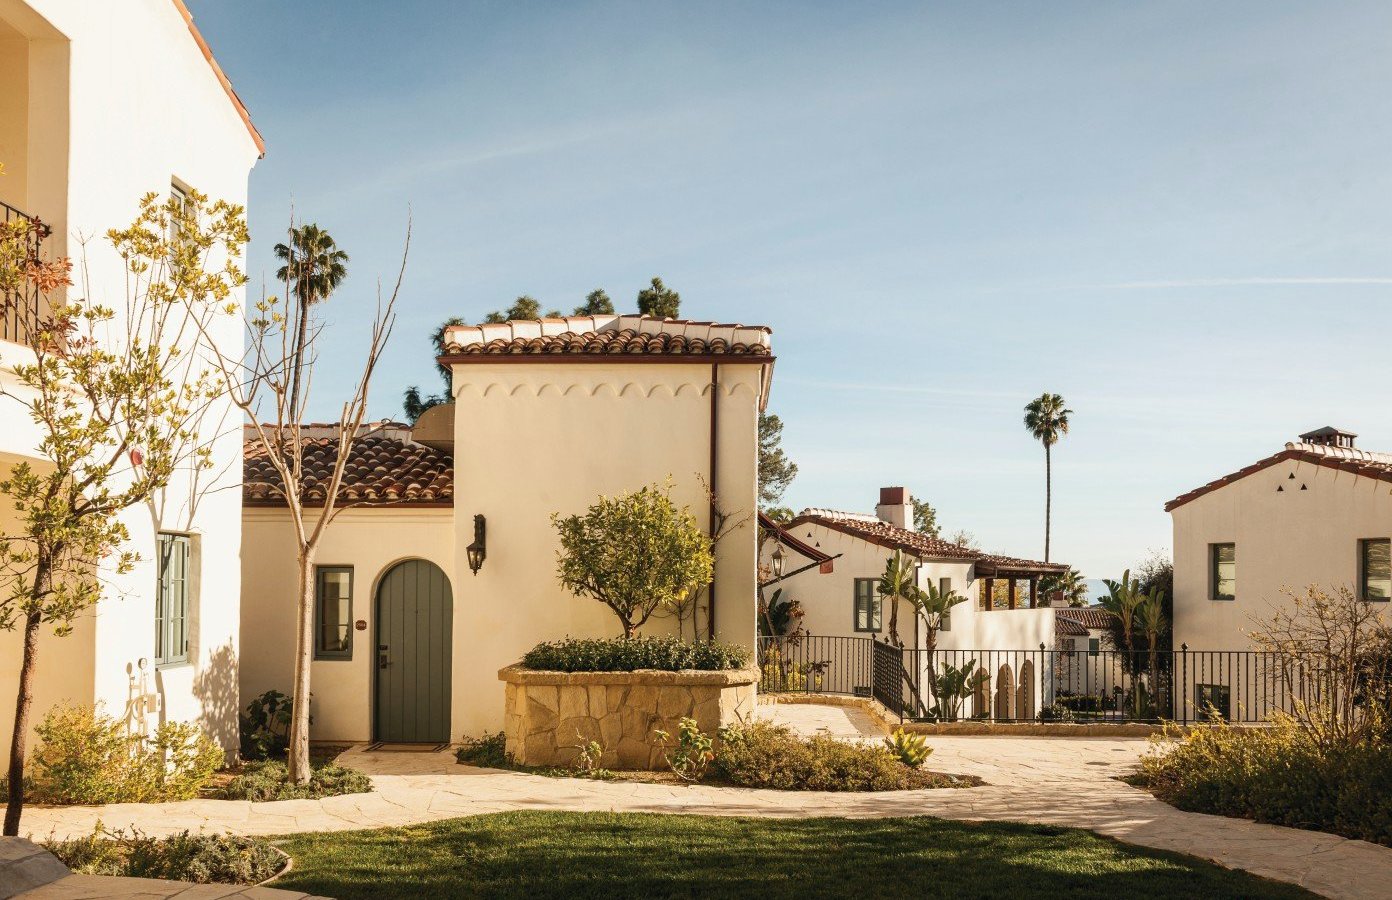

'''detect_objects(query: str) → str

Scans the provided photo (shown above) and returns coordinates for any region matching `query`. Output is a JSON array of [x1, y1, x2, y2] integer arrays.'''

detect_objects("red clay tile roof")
[[789, 510, 1067, 575], [1164, 442, 1392, 512], [244, 434, 453, 507], [440, 315, 772, 360], [1055, 617, 1090, 637], [1056, 607, 1117, 630], [759, 512, 833, 567]]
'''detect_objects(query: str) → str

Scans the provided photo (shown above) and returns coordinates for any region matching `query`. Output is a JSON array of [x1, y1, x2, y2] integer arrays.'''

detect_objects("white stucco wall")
[[450, 360, 764, 739], [0, 0, 259, 765], [240, 508, 455, 743], [1171, 456, 1392, 651]]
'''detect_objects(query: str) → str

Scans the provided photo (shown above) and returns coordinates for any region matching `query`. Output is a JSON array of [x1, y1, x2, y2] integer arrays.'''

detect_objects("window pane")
[[1364, 540, 1391, 600], [316, 568, 353, 656], [1213, 544, 1236, 599], [155, 534, 190, 664]]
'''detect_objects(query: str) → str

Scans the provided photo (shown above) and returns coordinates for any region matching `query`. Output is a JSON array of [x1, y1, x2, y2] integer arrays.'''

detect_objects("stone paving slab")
[[5, 705, 1392, 899]]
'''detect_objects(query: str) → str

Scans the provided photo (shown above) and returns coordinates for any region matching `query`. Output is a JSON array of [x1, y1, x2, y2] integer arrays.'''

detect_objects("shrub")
[[1140, 718, 1392, 846], [713, 721, 967, 791], [239, 690, 295, 761], [456, 732, 511, 768], [45, 827, 283, 884], [883, 728, 932, 768], [29, 704, 221, 804], [654, 717, 715, 782], [522, 635, 749, 672], [1038, 704, 1076, 722], [217, 760, 371, 802]]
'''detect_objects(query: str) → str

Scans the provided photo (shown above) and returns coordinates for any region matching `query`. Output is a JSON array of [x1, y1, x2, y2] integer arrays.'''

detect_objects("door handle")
[[378, 644, 390, 669]]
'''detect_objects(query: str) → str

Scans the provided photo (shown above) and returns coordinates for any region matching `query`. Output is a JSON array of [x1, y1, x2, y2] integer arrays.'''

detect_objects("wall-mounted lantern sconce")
[[466, 514, 487, 575], [770, 542, 785, 578]]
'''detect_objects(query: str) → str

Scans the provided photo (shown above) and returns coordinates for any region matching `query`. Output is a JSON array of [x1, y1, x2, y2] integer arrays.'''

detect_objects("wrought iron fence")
[[1, 199, 50, 346], [759, 635, 1332, 725]]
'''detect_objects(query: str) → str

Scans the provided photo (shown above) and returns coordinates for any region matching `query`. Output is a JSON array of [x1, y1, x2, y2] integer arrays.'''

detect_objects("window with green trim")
[[1210, 543, 1236, 601], [1359, 538, 1390, 602], [1087, 637, 1100, 658], [155, 533, 190, 666], [853, 578, 881, 632], [315, 566, 354, 660]]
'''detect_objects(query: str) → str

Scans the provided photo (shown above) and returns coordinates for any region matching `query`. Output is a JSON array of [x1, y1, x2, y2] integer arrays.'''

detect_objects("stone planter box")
[[499, 664, 760, 770]]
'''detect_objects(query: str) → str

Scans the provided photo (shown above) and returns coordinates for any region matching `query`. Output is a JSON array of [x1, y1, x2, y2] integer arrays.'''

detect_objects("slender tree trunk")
[[287, 294, 311, 422], [287, 548, 316, 784], [1044, 444, 1052, 563], [5, 568, 47, 836]]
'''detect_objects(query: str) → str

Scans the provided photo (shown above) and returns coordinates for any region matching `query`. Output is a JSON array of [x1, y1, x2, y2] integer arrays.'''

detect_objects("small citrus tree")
[[553, 483, 713, 639]]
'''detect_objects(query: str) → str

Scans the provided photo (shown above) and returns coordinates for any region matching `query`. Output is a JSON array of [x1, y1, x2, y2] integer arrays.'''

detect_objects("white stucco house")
[[1167, 426, 1391, 653], [240, 315, 772, 744], [0, 0, 262, 766], [759, 487, 1076, 718]]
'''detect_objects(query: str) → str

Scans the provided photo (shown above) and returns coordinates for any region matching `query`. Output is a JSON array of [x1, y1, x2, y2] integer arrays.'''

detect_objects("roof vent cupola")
[[1299, 426, 1357, 449]]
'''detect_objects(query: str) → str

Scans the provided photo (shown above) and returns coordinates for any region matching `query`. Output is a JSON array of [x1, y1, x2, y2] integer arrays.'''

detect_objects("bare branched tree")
[[191, 213, 409, 784]]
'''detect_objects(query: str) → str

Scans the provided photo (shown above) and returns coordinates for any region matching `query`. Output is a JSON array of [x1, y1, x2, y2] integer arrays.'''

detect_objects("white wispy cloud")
[[1082, 276, 1392, 290]]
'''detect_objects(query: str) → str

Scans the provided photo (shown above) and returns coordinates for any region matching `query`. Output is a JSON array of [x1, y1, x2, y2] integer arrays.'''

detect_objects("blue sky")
[[190, 1, 1392, 579]]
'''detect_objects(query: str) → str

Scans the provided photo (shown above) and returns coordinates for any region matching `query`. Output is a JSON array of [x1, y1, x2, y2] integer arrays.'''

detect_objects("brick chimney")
[[875, 486, 913, 530]]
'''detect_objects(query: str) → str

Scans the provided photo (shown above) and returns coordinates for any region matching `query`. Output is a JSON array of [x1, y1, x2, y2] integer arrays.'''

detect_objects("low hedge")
[[713, 722, 972, 791], [521, 635, 749, 673], [1139, 720, 1392, 846], [45, 828, 283, 885], [216, 760, 372, 802]]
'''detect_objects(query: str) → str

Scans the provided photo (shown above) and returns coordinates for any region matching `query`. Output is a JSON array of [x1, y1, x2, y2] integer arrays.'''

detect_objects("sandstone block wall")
[[499, 665, 760, 769]]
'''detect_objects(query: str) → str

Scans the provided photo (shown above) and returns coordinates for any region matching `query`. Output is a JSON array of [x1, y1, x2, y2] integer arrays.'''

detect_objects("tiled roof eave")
[[1163, 447, 1392, 512], [437, 352, 775, 366]]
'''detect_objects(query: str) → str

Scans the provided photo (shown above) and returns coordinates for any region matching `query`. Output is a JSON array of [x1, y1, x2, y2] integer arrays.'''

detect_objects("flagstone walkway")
[[8, 704, 1392, 899]]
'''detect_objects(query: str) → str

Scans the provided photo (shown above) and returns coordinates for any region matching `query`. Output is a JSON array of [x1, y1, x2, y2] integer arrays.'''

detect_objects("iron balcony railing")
[[1, 199, 51, 346], [758, 635, 1338, 725]]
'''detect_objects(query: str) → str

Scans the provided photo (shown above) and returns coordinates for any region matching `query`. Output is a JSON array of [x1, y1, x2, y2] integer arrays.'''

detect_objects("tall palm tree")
[[1023, 392, 1072, 562], [274, 224, 349, 416]]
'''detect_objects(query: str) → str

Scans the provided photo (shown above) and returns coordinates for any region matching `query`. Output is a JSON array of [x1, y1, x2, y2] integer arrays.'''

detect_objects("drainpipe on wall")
[[707, 362, 719, 642]]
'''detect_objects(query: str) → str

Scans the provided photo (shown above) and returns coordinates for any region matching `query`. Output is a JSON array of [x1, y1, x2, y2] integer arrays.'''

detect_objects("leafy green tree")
[[274, 224, 349, 412], [1, 191, 245, 834], [1100, 569, 1162, 715], [552, 483, 713, 639], [912, 498, 940, 537], [1023, 392, 1072, 562], [637, 276, 680, 318], [482, 295, 561, 323], [1041, 567, 1089, 607], [762, 506, 794, 524], [757, 413, 798, 511], [574, 289, 614, 316]]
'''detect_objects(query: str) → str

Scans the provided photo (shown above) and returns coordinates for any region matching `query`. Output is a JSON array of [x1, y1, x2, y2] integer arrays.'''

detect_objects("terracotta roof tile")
[[441, 315, 772, 359], [789, 510, 1066, 575], [244, 434, 452, 507], [1055, 617, 1090, 637], [1164, 441, 1392, 512], [1056, 607, 1117, 630]]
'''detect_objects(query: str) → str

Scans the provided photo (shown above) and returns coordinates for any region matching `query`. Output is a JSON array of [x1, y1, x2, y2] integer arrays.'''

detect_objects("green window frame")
[[939, 577, 953, 631], [1359, 539, 1390, 602], [853, 578, 881, 633], [154, 533, 190, 666], [1210, 542, 1236, 601], [1087, 637, 1100, 658], [315, 566, 354, 660]]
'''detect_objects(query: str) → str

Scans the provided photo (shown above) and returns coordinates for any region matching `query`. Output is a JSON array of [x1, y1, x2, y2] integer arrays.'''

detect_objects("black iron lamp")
[[466, 514, 487, 575], [770, 542, 786, 578]]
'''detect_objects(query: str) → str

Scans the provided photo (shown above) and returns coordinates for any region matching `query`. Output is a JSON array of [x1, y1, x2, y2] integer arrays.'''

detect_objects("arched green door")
[[374, 559, 453, 743]]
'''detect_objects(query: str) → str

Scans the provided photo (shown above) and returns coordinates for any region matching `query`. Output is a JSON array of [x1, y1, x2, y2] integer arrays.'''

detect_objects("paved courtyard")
[[8, 703, 1392, 899]]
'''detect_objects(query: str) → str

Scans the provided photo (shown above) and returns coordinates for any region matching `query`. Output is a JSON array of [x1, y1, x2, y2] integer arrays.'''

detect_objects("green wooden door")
[[374, 559, 453, 743]]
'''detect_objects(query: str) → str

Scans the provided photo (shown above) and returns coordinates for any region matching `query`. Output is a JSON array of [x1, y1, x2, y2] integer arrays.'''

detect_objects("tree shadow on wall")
[[193, 640, 240, 761]]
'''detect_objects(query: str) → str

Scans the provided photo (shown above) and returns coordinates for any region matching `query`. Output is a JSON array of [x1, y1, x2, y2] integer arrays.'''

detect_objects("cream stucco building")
[[1168, 426, 1392, 653], [240, 316, 772, 744], [0, 0, 262, 766], [760, 487, 1076, 718]]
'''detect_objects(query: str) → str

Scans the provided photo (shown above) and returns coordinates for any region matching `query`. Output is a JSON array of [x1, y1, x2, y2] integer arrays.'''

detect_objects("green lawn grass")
[[272, 811, 1313, 900]]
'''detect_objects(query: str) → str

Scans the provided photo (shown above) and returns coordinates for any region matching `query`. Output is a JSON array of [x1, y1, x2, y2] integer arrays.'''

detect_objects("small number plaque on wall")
[[355, 619, 367, 631]]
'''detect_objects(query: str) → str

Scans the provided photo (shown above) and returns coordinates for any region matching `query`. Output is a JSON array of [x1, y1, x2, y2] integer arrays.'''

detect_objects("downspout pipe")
[[707, 362, 718, 641]]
